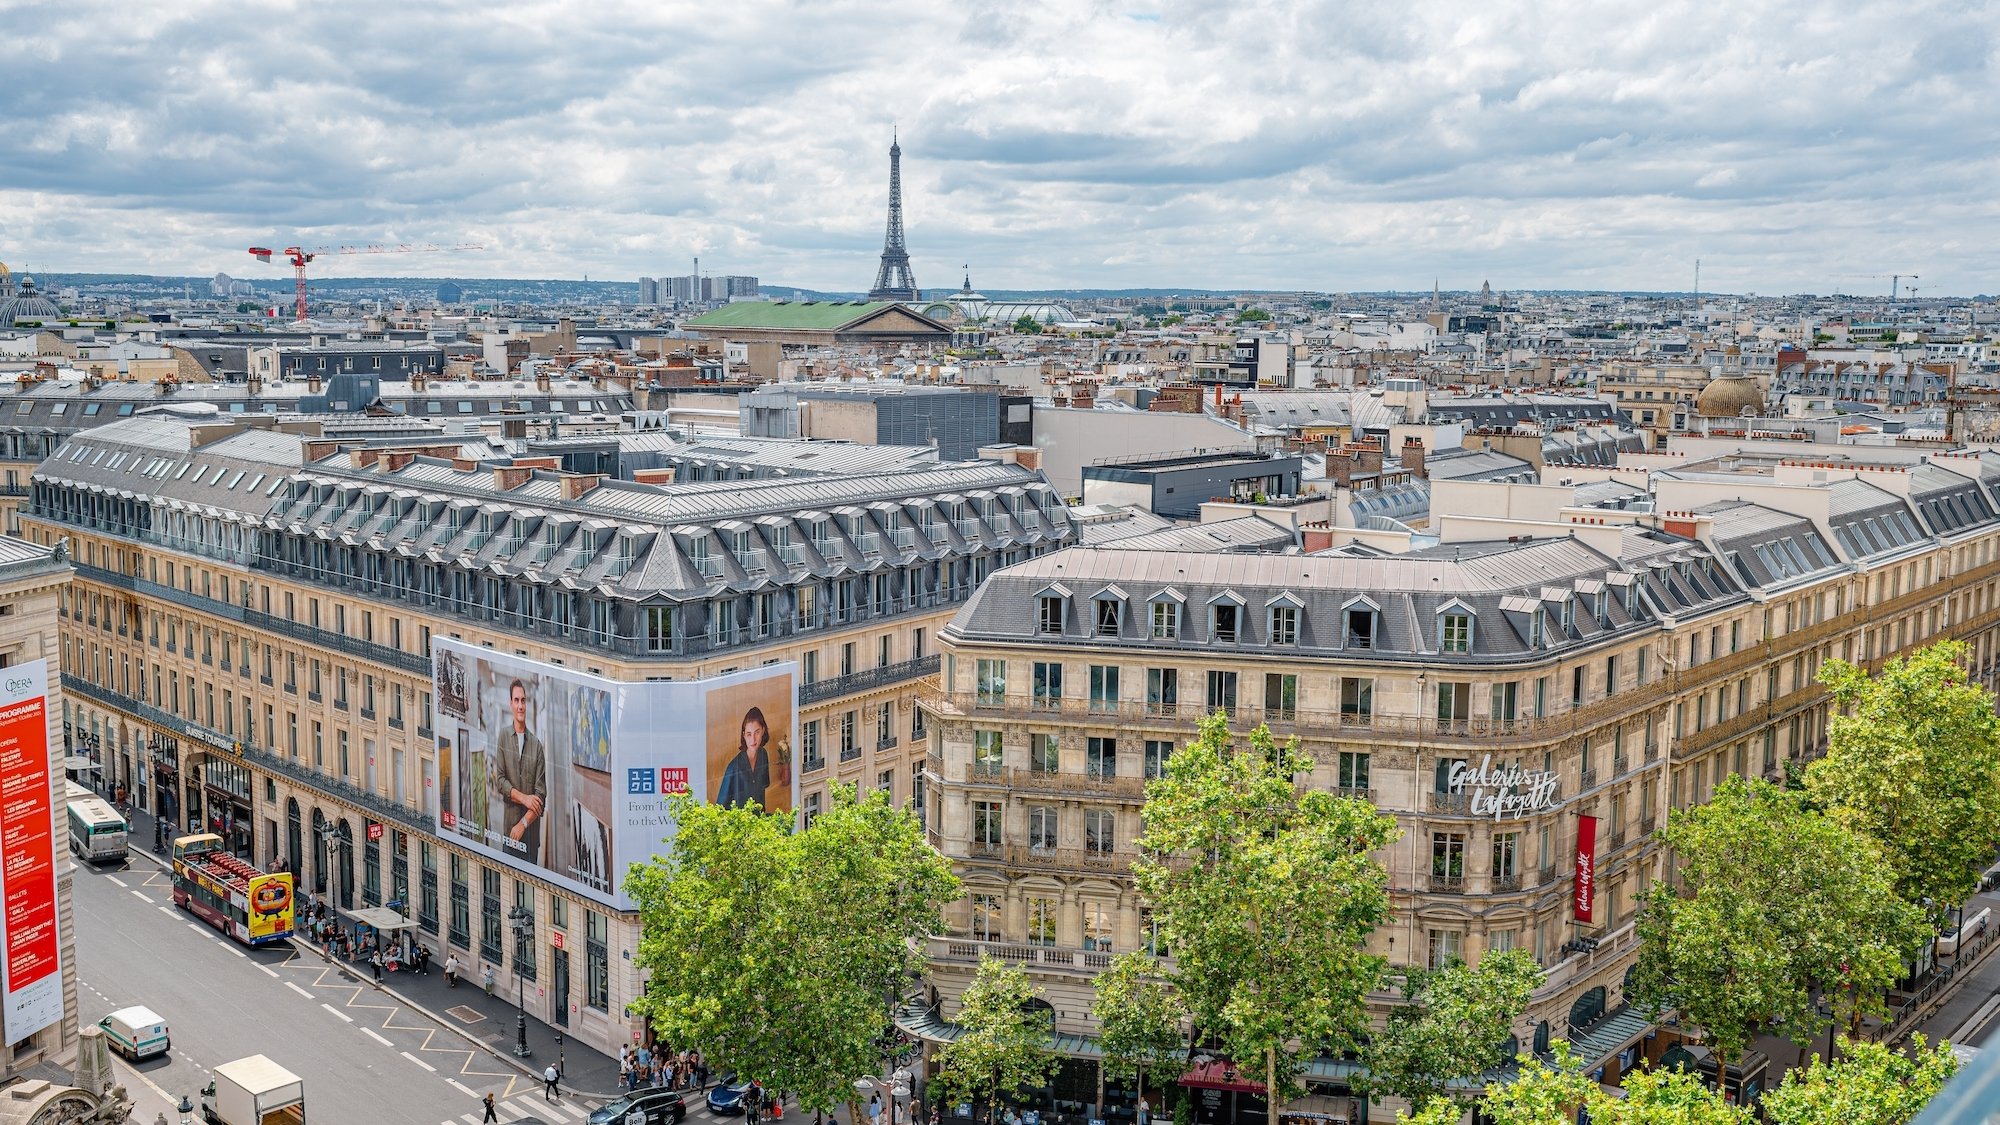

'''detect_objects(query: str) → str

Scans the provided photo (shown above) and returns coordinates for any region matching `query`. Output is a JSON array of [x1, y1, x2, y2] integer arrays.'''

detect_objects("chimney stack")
[[560, 473, 604, 500], [1354, 437, 1383, 476], [1402, 436, 1427, 479], [1325, 445, 1354, 487]]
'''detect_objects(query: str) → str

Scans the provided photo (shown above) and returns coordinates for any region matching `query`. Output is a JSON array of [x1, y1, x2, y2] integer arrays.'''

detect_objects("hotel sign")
[[1446, 756, 1561, 820]]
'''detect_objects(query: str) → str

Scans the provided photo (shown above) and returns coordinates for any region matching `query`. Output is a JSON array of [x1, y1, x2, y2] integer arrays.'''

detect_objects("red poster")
[[0, 661, 61, 1038], [1573, 814, 1599, 923]]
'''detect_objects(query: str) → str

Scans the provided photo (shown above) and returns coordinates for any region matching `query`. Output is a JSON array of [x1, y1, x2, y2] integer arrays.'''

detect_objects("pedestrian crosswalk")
[[446, 1093, 597, 1123]]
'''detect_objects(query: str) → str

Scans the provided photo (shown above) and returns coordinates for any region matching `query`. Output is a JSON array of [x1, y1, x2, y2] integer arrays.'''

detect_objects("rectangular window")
[[418, 842, 439, 932], [1084, 809, 1115, 854], [1026, 897, 1057, 947], [975, 659, 1006, 706], [1028, 805, 1058, 851], [1428, 929, 1463, 969], [1086, 737, 1117, 779], [1269, 605, 1298, 646], [1030, 733, 1060, 774], [512, 882, 537, 981], [1094, 599, 1121, 637], [1150, 601, 1180, 639], [1493, 832, 1520, 880], [1338, 751, 1370, 793], [972, 801, 1002, 848], [1346, 607, 1375, 648], [1431, 832, 1466, 885], [1212, 603, 1239, 643], [1032, 661, 1063, 709], [970, 894, 1001, 942], [1037, 596, 1064, 635], [449, 854, 470, 948], [1440, 612, 1472, 653], [1088, 665, 1120, 711], [585, 910, 610, 1010], [974, 730, 1005, 777], [479, 868, 502, 962], [1144, 739, 1174, 780], [1146, 667, 1179, 715], [1436, 681, 1471, 727], [1205, 670, 1237, 715], [1340, 677, 1373, 725], [1263, 673, 1297, 720], [1082, 903, 1112, 953], [801, 720, 822, 771]]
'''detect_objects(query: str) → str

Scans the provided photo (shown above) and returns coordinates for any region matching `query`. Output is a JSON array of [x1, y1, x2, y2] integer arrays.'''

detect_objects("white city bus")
[[67, 796, 128, 863]]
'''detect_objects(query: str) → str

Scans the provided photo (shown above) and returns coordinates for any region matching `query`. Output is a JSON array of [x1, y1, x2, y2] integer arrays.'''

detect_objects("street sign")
[[551, 931, 565, 949], [366, 822, 384, 841]]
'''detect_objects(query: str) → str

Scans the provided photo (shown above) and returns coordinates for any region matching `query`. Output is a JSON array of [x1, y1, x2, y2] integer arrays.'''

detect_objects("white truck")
[[200, 1055, 305, 1125]]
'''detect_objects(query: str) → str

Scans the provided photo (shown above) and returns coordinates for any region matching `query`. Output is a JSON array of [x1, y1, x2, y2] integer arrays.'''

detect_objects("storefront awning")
[[1180, 1060, 1265, 1094]]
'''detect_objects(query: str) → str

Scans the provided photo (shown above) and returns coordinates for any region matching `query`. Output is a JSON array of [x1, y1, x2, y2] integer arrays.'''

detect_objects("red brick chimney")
[[1325, 446, 1355, 487], [1401, 436, 1427, 479], [560, 473, 604, 500], [1354, 437, 1383, 476]]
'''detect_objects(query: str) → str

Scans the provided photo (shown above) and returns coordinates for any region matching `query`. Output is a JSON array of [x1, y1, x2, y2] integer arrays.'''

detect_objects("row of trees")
[[1631, 641, 2000, 1083]]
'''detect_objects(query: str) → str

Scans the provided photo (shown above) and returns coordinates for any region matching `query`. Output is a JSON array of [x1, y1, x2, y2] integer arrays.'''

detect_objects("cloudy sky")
[[3, 0, 1997, 294]]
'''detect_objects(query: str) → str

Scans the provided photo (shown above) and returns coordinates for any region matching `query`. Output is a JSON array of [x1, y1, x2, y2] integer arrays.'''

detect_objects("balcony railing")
[[1009, 766, 1145, 801], [1491, 872, 1523, 892], [929, 935, 1115, 973], [1428, 873, 1466, 893], [799, 655, 941, 706], [1005, 844, 1132, 874], [1429, 790, 1472, 814], [1579, 768, 1599, 790]]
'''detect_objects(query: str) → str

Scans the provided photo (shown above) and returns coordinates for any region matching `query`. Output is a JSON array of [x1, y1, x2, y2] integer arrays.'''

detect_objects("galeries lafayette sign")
[[1447, 756, 1561, 820]]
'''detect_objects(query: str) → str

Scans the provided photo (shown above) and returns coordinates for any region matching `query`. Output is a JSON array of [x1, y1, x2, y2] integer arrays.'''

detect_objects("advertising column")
[[0, 660, 62, 1038]]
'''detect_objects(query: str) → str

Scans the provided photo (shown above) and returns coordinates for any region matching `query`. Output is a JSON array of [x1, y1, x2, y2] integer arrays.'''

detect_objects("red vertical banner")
[[0, 660, 61, 1038], [1573, 814, 1599, 923]]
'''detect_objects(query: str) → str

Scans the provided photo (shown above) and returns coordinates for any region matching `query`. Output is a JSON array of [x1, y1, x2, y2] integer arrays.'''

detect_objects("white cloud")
[[0, 0, 1996, 293]]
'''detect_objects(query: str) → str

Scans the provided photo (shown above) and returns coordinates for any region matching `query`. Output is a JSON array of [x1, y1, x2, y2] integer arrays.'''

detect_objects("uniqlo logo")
[[660, 767, 691, 795], [627, 768, 657, 795]]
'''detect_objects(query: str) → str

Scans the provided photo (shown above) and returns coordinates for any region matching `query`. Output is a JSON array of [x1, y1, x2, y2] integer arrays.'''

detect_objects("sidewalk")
[[122, 802, 628, 1099]]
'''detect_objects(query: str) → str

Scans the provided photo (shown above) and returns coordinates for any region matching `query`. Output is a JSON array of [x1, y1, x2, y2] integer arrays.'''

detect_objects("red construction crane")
[[247, 243, 483, 321]]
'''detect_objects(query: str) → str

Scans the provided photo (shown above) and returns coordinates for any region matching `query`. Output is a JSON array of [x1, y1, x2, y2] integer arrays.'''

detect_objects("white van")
[[99, 1005, 170, 1060]]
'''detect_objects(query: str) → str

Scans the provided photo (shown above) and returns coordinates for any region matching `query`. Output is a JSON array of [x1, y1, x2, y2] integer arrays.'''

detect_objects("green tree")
[[1808, 641, 2000, 932], [1365, 948, 1543, 1111], [1134, 712, 1400, 1125], [1161, 314, 1185, 326], [1237, 308, 1272, 323], [1092, 953, 1186, 1111], [1630, 777, 1923, 1079], [933, 956, 1059, 1125], [1013, 315, 1043, 334], [626, 786, 959, 1119], [1761, 1036, 1958, 1125]]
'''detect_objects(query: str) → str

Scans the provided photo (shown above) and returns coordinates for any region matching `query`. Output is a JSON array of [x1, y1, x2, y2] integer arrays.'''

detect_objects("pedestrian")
[[482, 1092, 499, 1123], [416, 945, 432, 975], [868, 1093, 882, 1125], [1137, 1098, 1150, 1125], [544, 1063, 562, 1101], [371, 948, 384, 984], [483, 964, 496, 996], [620, 1061, 633, 1091]]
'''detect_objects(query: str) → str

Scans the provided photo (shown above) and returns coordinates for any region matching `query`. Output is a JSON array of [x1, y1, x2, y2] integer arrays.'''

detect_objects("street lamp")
[[177, 1093, 194, 1125], [507, 904, 533, 1058]]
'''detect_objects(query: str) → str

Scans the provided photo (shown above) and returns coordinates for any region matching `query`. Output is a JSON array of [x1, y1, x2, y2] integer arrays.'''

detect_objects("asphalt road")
[[70, 852, 599, 1124]]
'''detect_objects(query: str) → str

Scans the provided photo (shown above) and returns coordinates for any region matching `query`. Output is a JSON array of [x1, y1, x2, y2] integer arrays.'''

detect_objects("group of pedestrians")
[[303, 901, 432, 982], [619, 1043, 710, 1092]]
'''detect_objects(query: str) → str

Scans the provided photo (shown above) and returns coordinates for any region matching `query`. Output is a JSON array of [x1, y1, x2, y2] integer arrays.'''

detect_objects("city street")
[[70, 852, 601, 1124]]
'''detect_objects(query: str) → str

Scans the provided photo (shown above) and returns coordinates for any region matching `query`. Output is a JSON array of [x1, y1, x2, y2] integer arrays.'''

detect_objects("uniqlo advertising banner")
[[0, 661, 62, 1038], [1573, 814, 1599, 924]]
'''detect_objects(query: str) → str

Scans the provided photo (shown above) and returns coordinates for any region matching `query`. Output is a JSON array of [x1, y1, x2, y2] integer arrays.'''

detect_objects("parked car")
[[708, 1077, 758, 1116], [590, 1088, 688, 1125], [1939, 907, 1991, 956]]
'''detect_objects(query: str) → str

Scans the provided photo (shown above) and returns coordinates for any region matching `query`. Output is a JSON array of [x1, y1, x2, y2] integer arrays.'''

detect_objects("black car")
[[589, 1087, 689, 1125]]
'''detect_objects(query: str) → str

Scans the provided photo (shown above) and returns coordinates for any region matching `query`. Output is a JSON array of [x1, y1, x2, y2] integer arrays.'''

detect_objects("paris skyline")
[[2, 0, 1996, 296]]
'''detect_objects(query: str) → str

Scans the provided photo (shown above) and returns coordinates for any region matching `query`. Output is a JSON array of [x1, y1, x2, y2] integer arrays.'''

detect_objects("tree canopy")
[[1759, 1036, 1959, 1125], [1364, 948, 1543, 1111], [1013, 314, 1043, 334], [1092, 952, 1186, 1093], [1132, 711, 1400, 1110], [1808, 641, 2000, 929], [1629, 776, 1922, 1072], [932, 956, 1060, 1123], [626, 785, 959, 1115]]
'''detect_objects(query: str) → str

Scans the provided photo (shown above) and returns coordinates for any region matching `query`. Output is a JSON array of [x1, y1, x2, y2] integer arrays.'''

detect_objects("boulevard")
[[70, 850, 596, 1124]]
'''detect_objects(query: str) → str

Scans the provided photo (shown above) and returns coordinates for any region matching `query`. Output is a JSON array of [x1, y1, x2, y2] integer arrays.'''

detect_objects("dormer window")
[[1269, 605, 1298, 646], [1212, 603, 1239, 643], [1594, 590, 1608, 625], [1038, 596, 1065, 635], [1345, 605, 1378, 649], [1528, 612, 1544, 648], [1094, 598, 1122, 637], [1151, 600, 1180, 639], [689, 535, 717, 577], [1440, 609, 1473, 653]]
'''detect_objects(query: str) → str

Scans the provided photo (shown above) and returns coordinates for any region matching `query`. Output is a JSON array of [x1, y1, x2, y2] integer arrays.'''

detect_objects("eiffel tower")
[[868, 134, 920, 301]]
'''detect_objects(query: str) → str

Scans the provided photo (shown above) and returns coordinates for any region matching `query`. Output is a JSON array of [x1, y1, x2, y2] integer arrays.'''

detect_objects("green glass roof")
[[682, 300, 903, 330]]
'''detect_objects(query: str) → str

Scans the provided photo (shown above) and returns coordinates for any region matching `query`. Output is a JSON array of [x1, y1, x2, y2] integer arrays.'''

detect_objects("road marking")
[[401, 1049, 437, 1071], [157, 906, 176, 916], [547, 1101, 589, 1121], [446, 1078, 479, 1097], [105, 875, 126, 887], [1955, 989, 2000, 1043], [362, 1026, 394, 1047], [217, 941, 247, 959], [286, 982, 316, 1000], [187, 923, 205, 933], [257, 964, 280, 978], [321, 1002, 354, 1023], [131, 891, 153, 904]]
